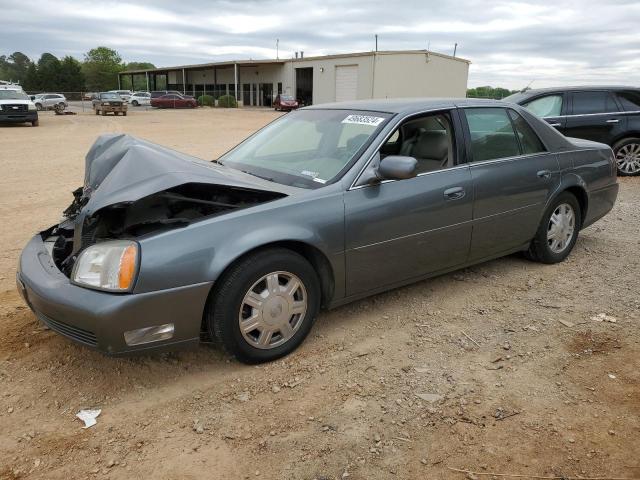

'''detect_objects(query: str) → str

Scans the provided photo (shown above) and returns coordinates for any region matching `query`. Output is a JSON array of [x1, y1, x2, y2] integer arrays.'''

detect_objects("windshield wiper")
[[241, 170, 274, 182]]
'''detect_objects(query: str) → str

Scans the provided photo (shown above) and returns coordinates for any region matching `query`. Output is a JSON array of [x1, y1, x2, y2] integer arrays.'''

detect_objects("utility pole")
[[276, 39, 279, 59], [375, 34, 378, 52], [453, 43, 458, 57]]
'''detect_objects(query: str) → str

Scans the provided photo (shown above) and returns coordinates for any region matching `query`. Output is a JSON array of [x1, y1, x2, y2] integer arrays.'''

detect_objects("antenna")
[[276, 39, 279, 59]]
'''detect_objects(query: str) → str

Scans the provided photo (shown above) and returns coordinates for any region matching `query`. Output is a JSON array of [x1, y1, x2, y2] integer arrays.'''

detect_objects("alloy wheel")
[[615, 143, 640, 175], [547, 203, 575, 253], [238, 271, 307, 350]]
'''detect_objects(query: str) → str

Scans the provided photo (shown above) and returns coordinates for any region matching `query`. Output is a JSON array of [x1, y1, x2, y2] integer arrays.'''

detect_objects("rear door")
[[564, 90, 627, 145], [462, 107, 560, 261], [521, 93, 568, 134]]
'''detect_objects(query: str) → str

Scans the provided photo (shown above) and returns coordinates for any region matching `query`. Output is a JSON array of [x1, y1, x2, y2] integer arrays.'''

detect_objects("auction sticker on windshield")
[[341, 114, 385, 126]]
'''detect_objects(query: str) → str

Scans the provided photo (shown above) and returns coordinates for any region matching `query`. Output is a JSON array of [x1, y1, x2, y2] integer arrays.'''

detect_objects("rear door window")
[[507, 110, 546, 155], [571, 91, 619, 115], [615, 90, 640, 111], [465, 108, 520, 162], [523, 95, 563, 117]]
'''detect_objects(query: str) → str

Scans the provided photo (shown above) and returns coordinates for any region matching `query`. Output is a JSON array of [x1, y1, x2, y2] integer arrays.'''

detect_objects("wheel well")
[[612, 134, 640, 149], [218, 241, 335, 308], [564, 186, 588, 226]]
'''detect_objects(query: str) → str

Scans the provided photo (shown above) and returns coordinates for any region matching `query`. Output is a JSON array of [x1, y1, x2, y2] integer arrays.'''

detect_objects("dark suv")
[[505, 86, 640, 176]]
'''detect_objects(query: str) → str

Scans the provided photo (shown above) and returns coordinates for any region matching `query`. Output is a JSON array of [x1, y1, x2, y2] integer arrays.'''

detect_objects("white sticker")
[[342, 114, 385, 126], [312, 177, 327, 184], [301, 170, 320, 178]]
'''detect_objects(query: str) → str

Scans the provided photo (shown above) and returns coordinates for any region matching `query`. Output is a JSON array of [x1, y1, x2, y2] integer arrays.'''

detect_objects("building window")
[[277, 82, 282, 94]]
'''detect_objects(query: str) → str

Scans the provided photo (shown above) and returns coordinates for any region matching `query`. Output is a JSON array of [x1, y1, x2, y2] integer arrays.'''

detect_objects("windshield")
[[280, 95, 294, 101], [0, 90, 29, 100], [219, 109, 391, 188], [101, 93, 120, 99]]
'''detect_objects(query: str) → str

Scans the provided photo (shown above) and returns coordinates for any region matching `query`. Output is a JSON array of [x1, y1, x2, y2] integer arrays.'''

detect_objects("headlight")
[[72, 241, 139, 292], [102, 102, 110, 106], [28, 103, 37, 111]]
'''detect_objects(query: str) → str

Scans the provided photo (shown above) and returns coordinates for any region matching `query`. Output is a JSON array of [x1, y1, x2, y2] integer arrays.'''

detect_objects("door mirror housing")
[[377, 155, 418, 181]]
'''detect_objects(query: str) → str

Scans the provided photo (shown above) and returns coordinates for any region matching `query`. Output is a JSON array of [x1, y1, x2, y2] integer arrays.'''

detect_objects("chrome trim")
[[544, 110, 639, 119], [348, 164, 469, 191]]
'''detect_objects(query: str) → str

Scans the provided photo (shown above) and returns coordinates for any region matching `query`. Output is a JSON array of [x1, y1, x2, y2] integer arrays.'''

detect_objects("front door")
[[344, 110, 473, 297], [564, 90, 627, 145], [462, 107, 561, 261]]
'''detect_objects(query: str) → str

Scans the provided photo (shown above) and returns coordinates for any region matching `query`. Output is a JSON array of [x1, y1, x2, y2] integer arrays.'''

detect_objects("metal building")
[[118, 50, 470, 107]]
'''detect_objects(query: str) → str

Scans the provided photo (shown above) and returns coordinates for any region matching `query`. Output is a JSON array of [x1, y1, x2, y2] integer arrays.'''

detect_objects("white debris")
[[608, 373, 617, 379], [591, 313, 617, 323], [415, 393, 443, 403], [76, 409, 101, 429]]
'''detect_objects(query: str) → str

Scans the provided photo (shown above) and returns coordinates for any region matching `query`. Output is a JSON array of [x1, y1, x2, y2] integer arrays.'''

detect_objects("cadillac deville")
[[17, 99, 619, 363]]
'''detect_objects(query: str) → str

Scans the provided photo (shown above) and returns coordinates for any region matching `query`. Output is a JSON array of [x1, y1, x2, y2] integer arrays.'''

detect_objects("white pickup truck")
[[0, 83, 39, 126]]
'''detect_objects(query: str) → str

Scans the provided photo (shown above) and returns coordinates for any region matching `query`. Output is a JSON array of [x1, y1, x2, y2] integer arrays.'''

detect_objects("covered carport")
[[118, 59, 285, 106]]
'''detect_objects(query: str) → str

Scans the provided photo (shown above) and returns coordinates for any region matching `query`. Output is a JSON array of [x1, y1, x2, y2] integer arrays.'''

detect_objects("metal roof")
[[120, 50, 470, 75]]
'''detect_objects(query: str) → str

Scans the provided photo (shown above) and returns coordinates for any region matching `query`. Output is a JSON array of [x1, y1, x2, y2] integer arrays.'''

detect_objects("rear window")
[[615, 90, 640, 111], [465, 108, 520, 162], [572, 91, 619, 115]]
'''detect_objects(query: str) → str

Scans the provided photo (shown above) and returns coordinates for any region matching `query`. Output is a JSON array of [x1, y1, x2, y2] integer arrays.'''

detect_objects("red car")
[[150, 94, 197, 109], [274, 94, 299, 111]]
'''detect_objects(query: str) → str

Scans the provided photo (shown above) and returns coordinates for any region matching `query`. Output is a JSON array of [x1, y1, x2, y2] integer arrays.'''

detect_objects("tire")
[[131, 100, 139, 106], [94, 108, 99, 115], [123, 111, 127, 116], [206, 248, 321, 364], [613, 137, 640, 176], [101, 110, 106, 116], [35, 103, 42, 111], [31, 120, 39, 127], [526, 192, 581, 264]]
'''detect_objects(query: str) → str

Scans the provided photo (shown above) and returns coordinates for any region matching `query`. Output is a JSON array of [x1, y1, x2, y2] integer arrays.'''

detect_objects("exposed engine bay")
[[48, 183, 286, 276]]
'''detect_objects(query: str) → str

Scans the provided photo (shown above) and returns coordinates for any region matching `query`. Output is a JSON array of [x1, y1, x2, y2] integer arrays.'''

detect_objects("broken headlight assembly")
[[71, 240, 139, 292]]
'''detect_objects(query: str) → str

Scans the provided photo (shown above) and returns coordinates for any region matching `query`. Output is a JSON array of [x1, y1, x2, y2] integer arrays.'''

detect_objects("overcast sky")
[[2, 0, 640, 89]]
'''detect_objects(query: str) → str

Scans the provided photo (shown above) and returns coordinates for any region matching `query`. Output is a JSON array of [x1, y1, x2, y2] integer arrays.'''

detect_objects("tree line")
[[466, 86, 521, 99], [0, 47, 154, 93]]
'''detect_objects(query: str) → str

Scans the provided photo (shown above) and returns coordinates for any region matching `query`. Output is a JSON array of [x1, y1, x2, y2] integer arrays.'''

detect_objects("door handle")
[[606, 119, 619, 124], [444, 186, 465, 200], [548, 122, 562, 127], [537, 170, 551, 179]]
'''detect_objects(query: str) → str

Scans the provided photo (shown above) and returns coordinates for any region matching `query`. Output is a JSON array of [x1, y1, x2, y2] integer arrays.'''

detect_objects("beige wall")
[[372, 52, 469, 98]]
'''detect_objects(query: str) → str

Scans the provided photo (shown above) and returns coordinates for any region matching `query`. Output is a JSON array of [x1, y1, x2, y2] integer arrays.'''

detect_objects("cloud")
[[1, 0, 639, 89]]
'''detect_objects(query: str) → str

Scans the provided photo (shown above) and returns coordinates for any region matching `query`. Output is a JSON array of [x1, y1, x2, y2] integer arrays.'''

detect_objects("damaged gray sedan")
[[17, 99, 619, 363]]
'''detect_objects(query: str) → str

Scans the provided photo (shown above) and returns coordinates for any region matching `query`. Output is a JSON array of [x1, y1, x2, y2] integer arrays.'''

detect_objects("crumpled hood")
[[81, 133, 296, 215]]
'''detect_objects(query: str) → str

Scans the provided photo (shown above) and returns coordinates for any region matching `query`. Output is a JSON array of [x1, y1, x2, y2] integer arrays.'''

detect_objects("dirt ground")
[[1, 108, 639, 480]]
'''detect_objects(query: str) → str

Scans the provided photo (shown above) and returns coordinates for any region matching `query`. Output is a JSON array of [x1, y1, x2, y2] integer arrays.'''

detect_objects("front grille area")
[[37, 312, 98, 347], [1, 104, 28, 112]]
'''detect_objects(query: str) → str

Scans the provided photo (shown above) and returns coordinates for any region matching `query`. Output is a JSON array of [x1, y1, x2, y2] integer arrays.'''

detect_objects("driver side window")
[[380, 112, 455, 175]]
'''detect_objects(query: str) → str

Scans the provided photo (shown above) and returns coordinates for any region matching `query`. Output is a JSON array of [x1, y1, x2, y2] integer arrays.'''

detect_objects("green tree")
[[1, 52, 33, 84], [22, 63, 40, 91], [124, 61, 155, 71], [82, 46, 124, 91], [37, 53, 61, 91], [58, 56, 85, 92], [467, 86, 519, 100]]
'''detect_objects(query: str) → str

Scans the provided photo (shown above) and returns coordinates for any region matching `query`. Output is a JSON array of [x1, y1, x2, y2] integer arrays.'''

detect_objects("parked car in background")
[[150, 93, 197, 109], [92, 92, 128, 116], [129, 92, 151, 106], [505, 86, 640, 176], [274, 94, 299, 111], [17, 99, 618, 363], [32, 93, 67, 111], [109, 90, 132, 102], [150, 90, 193, 99], [0, 84, 38, 126]]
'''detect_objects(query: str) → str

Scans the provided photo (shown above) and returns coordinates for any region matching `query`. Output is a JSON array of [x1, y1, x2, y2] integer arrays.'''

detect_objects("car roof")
[[511, 85, 639, 97], [303, 97, 518, 114]]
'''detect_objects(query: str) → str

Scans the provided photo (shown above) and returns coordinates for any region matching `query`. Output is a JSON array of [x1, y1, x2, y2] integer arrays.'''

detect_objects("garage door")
[[335, 65, 358, 102]]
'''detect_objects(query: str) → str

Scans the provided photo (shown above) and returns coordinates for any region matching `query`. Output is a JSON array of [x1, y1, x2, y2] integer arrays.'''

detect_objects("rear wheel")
[[35, 103, 42, 111], [131, 100, 139, 106], [526, 192, 581, 264], [206, 248, 321, 364], [613, 138, 640, 176], [101, 110, 106, 116], [123, 111, 127, 116]]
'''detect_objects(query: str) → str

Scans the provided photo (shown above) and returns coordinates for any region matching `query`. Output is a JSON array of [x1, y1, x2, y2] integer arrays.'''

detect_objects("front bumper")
[[96, 105, 127, 112], [17, 233, 212, 355], [0, 111, 38, 123]]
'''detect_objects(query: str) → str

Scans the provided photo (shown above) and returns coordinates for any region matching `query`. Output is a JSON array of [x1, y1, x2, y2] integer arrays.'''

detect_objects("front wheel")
[[206, 248, 321, 364], [526, 192, 581, 264], [31, 120, 39, 127], [613, 138, 640, 176], [131, 100, 139, 106], [35, 103, 43, 111]]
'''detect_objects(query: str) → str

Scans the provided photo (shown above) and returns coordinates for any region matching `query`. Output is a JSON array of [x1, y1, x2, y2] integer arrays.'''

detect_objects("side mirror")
[[377, 155, 418, 181], [30, 96, 35, 101]]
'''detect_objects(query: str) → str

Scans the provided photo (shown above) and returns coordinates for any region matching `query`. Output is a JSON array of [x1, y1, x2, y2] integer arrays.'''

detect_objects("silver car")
[[32, 93, 68, 111], [17, 99, 619, 363]]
